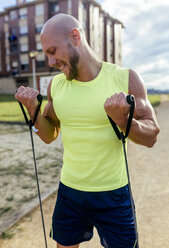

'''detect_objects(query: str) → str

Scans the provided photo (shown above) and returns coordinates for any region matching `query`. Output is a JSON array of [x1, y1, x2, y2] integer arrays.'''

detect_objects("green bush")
[[148, 94, 161, 107]]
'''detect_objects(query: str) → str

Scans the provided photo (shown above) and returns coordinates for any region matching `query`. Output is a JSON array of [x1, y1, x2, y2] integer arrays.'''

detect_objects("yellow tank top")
[[51, 62, 129, 191]]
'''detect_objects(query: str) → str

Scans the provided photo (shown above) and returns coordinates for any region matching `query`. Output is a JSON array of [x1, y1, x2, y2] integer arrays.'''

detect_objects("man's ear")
[[70, 28, 81, 46]]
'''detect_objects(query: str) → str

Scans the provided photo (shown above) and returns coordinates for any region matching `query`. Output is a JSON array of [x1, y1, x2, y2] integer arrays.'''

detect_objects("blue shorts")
[[50, 182, 138, 248]]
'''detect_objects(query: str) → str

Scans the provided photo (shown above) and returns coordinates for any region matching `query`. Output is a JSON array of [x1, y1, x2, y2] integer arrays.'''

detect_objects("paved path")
[[0, 96, 169, 247], [127, 96, 169, 248]]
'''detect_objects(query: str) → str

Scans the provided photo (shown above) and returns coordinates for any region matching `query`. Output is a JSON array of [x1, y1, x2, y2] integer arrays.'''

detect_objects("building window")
[[35, 3, 44, 16], [11, 61, 18, 75], [82, 20, 86, 29], [10, 44, 18, 53], [36, 60, 45, 68], [20, 26, 28, 36], [6, 48, 10, 55], [35, 23, 43, 33], [8, 28, 17, 42], [6, 63, 11, 71], [20, 55, 29, 71], [4, 15, 9, 22], [12, 61, 18, 67], [83, 2, 87, 9], [20, 43, 28, 52], [36, 53, 45, 68], [50, 2, 60, 14], [19, 8, 27, 19], [10, 10, 17, 20], [36, 42, 42, 51], [67, 0, 72, 15], [8, 35, 17, 42], [21, 62, 29, 71], [11, 27, 17, 36], [5, 32, 9, 39], [16, 78, 28, 88], [6, 56, 10, 71]]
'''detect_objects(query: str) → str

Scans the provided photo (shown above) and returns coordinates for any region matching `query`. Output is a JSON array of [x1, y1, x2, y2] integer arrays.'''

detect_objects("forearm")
[[120, 118, 160, 147], [30, 112, 60, 144], [15, 84, 60, 143]]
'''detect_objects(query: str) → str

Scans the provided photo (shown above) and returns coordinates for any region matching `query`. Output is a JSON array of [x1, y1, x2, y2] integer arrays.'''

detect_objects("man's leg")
[[57, 243, 79, 248], [51, 183, 93, 246], [88, 185, 137, 248]]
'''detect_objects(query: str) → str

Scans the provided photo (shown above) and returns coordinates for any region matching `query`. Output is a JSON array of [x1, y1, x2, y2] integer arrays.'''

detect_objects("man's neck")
[[74, 49, 102, 82]]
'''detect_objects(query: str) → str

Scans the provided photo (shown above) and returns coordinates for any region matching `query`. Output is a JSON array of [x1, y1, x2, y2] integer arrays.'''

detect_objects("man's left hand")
[[104, 92, 131, 129]]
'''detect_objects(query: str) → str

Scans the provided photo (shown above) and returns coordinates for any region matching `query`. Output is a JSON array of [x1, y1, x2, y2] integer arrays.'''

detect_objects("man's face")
[[41, 33, 79, 81]]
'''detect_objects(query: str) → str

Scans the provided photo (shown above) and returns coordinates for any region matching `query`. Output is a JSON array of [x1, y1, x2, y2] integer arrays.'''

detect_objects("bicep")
[[43, 101, 60, 128], [42, 80, 60, 128], [129, 69, 156, 122]]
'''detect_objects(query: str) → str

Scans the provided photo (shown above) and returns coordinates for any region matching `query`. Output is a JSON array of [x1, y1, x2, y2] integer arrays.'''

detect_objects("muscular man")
[[15, 14, 160, 248]]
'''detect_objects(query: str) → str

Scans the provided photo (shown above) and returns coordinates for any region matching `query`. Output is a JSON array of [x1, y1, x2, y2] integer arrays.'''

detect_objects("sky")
[[0, 0, 16, 10], [0, 0, 169, 90], [97, 0, 169, 90]]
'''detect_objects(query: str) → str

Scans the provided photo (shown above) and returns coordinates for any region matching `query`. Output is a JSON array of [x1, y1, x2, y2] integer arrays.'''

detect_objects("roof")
[[0, 0, 124, 27]]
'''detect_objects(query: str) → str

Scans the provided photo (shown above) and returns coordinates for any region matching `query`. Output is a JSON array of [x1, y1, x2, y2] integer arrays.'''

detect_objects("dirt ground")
[[0, 95, 169, 248], [0, 125, 63, 221]]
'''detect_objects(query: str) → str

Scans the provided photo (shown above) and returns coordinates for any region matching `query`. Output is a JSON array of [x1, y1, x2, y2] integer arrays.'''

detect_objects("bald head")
[[41, 13, 83, 38], [40, 14, 95, 81]]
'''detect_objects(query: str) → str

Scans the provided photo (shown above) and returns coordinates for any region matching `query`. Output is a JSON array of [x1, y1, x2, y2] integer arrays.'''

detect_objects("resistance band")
[[108, 95, 139, 248], [18, 94, 48, 248]]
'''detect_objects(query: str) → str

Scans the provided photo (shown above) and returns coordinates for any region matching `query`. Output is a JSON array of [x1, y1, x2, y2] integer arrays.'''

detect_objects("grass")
[[6, 196, 14, 202], [19, 194, 37, 203], [22, 185, 29, 189], [0, 231, 14, 239], [0, 94, 47, 122], [0, 93, 163, 122], [0, 94, 16, 102], [0, 207, 12, 218], [0, 163, 36, 182], [148, 94, 161, 107]]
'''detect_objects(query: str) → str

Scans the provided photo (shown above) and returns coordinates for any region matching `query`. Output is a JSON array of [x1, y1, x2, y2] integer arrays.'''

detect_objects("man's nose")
[[48, 57, 56, 67]]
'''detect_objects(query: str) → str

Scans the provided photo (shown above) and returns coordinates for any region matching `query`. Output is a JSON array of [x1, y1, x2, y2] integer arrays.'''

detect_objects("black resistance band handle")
[[124, 94, 135, 139], [18, 101, 29, 125], [32, 94, 43, 126], [18, 94, 43, 127], [108, 115, 121, 140], [108, 94, 135, 141]]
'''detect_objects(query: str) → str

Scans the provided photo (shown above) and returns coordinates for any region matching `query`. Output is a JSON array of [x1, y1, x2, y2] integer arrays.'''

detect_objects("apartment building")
[[0, 0, 124, 94]]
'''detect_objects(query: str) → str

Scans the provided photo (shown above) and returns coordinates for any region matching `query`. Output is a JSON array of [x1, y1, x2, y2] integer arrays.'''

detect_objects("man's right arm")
[[15, 80, 60, 144]]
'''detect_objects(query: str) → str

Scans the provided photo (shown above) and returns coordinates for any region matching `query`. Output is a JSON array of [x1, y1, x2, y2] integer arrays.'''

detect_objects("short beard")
[[67, 43, 79, 81]]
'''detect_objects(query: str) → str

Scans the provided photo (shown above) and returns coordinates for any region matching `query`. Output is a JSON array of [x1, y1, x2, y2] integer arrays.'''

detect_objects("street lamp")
[[29, 50, 38, 90]]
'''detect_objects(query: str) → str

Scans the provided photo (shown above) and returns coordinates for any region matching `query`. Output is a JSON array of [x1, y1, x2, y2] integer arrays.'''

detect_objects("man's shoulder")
[[103, 62, 127, 73], [53, 72, 65, 82], [52, 72, 67, 88], [103, 62, 128, 80], [51, 73, 66, 98]]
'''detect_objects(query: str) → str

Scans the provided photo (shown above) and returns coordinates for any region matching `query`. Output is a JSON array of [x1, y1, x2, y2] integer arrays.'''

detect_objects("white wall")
[[0, 77, 17, 94]]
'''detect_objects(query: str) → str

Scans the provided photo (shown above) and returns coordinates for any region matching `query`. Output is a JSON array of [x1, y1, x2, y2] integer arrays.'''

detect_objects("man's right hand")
[[15, 86, 40, 117]]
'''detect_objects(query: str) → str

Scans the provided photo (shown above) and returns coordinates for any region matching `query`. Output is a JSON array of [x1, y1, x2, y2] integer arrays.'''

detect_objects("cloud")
[[98, 0, 169, 89], [0, 0, 15, 11], [1, 0, 169, 90]]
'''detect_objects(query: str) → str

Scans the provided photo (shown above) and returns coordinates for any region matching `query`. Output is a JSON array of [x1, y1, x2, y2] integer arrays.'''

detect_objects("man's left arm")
[[104, 69, 160, 147]]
